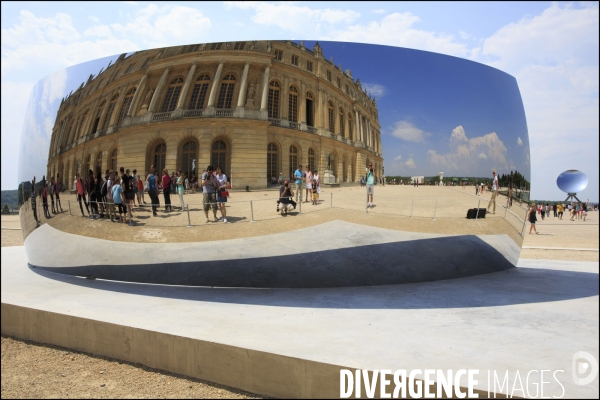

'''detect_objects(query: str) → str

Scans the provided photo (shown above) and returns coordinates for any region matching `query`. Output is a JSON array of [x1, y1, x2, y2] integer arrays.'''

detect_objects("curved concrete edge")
[[0, 303, 489, 399], [25, 221, 521, 288]]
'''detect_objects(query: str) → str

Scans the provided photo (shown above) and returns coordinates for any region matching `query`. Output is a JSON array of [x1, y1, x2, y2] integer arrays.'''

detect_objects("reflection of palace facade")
[[47, 40, 383, 189]]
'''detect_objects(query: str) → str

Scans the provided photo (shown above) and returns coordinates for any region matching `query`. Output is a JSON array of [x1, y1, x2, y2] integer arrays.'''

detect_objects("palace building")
[[47, 40, 383, 189]]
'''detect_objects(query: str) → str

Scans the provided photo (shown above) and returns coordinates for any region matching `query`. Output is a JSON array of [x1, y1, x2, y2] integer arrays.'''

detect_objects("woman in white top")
[[313, 170, 320, 202], [214, 165, 228, 223]]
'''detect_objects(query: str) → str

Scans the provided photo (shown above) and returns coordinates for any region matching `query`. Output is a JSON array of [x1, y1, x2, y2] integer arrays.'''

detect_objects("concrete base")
[[2, 245, 598, 398]]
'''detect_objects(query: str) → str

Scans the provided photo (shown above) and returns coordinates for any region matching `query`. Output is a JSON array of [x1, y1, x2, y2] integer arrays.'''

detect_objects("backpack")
[[101, 181, 108, 197]]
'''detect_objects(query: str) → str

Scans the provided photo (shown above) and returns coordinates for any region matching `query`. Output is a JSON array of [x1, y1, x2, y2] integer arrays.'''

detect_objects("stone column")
[[148, 67, 171, 113], [128, 73, 147, 117], [367, 120, 371, 147], [175, 63, 197, 112], [260, 64, 271, 112], [299, 82, 306, 127], [281, 75, 289, 123], [359, 114, 365, 144], [354, 109, 360, 142], [236, 62, 251, 109]]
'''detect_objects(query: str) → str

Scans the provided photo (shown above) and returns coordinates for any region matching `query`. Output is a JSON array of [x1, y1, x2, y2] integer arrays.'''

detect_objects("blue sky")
[[2, 1, 598, 201]]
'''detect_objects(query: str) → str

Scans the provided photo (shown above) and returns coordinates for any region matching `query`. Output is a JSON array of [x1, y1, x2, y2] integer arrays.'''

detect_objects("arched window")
[[339, 107, 345, 137], [305, 92, 314, 127], [102, 94, 119, 130], [153, 143, 167, 174], [289, 145, 299, 178], [116, 88, 136, 126], [77, 111, 88, 138], [188, 74, 210, 109], [267, 142, 279, 184], [91, 101, 105, 133], [211, 140, 227, 169], [96, 152, 103, 172], [288, 85, 298, 122], [161, 77, 184, 112], [268, 81, 280, 119], [110, 149, 118, 172], [216, 75, 235, 109], [308, 148, 316, 173], [328, 101, 335, 133], [181, 141, 197, 178]]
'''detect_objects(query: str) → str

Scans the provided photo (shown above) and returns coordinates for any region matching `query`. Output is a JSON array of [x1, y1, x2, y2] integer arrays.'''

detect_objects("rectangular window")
[[291, 55, 299, 66], [337, 77, 341, 88], [345, 84, 349, 94], [189, 44, 201, 52], [268, 88, 280, 119], [234, 42, 245, 50], [274, 50, 283, 61], [288, 94, 298, 122], [141, 57, 154, 69], [327, 70, 332, 82], [307, 61, 313, 72], [188, 83, 209, 109], [211, 43, 223, 50], [216, 83, 235, 109]]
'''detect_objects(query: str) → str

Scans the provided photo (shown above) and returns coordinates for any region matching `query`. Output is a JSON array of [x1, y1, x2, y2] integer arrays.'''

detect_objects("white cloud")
[[389, 120, 429, 143], [328, 12, 469, 58], [39, 68, 67, 113], [89, 16, 99, 22], [361, 82, 387, 98], [372, 9, 386, 15], [427, 126, 508, 171], [394, 155, 402, 162], [517, 137, 523, 146], [405, 158, 416, 168], [224, 2, 360, 33]]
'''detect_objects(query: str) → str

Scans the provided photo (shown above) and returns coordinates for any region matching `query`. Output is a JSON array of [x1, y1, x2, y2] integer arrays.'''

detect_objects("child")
[[312, 179, 318, 205]]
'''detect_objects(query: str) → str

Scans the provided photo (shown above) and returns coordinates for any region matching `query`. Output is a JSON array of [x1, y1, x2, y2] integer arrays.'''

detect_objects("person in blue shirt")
[[294, 164, 303, 203], [365, 162, 375, 208]]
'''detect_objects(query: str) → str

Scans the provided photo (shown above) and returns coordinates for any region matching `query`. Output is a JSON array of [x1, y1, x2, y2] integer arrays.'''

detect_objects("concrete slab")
[[26, 221, 520, 287], [2, 245, 598, 398]]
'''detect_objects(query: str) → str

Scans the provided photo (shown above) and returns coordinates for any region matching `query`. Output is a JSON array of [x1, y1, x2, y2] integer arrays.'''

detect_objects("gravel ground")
[[0, 336, 264, 399], [1, 188, 597, 398]]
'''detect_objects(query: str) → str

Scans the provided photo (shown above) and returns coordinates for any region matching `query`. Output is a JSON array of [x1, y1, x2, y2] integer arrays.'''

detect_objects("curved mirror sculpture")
[[557, 170, 588, 194], [18, 40, 530, 288]]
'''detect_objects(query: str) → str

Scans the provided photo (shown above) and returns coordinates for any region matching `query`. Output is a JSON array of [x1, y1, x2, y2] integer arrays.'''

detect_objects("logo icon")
[[572, 351, 598, 385]]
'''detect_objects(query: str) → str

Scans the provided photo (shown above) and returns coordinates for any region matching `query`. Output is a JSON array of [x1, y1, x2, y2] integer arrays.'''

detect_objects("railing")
[[152, 112, 172, 121], [184, 109, 204, 117], [269, 118, 282, 126], [341, 137, 347, 143], [215, 109, 233, 117], [244, 110, 262, 120], [95, 128, 107, 137], [329, 132, 336, 139], [289, 121, 299, 129], [307, 126, 318, 134]]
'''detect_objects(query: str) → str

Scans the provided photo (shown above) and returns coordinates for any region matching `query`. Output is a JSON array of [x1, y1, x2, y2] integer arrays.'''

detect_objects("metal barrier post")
[[433, 199, 438, 220], [299, 196, 302, 215], [476, 199, 481, 220], [186, 204, 192, 227], [410, 199, 414, 218], [330, 192, 333, 208], [504, 206, 508, 219], [250, 200, 256, 222], [68, 200, 71, 216]]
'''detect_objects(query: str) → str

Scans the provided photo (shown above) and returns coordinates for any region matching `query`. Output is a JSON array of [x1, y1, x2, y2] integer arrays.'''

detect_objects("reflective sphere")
[[556, 170, 588, 194], [18, 40, 531, 288]]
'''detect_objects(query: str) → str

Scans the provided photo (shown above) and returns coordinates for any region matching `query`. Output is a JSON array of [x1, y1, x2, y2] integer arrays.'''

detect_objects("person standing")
[[215, 165, 228, 223], [75, 173, 89, 217], [146, 167, 160, 217], [294, 165, 303, 203], [304, 166, 313, 203], [506, 171, 514, 208], [48, 176, 56, 214], [365, 162, 375, 207], [30, 177, 39, 225], [176, 170, 185, 211], [112, 176, 125, 222], [121, 167, 134, 224], [162, 169, 172, 212], [553, 203, 558, 218], [487, 169, 498, 214], [557, 203, 564, 220], [541, 203, 546, 220], [201, 165, 219, 222], [106, 171, 115, 222], [54, 176, 63, 212]]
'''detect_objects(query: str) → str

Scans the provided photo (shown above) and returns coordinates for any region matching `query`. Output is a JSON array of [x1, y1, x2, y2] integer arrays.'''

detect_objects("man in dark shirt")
[[120, 167, 134, 225]]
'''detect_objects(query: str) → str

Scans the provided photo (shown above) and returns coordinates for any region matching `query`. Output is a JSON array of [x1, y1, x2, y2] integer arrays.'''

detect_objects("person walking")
[[487, 169, 498, 214], [112, 176, 125, 222], [304, 166, 313, 203], [541, 203, 546, 220], [215, 165, 228, 223], [75, 173, 89, 217], [106, 171, 116, 222], [54, 176, 64, 212], [121, 167, 134, 224], [48, 176, 56, 214], [527, 203, 538, 234], [162, 169, 172, 212], [557, 203, 564, 220], [201, 165, 219, 222], [365, 162, 375, 207]]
